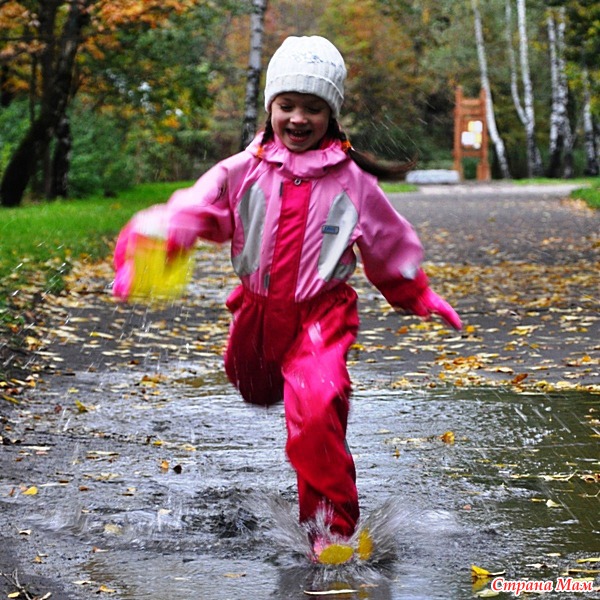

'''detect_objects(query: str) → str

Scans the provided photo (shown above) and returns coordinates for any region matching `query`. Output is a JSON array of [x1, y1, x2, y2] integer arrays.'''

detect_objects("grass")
[[380, 182, 419, 193], [0, 182, 193, 290], [568, 179, 600, 209], [514, 176, 600, 209], [1, 175, 598, 293]]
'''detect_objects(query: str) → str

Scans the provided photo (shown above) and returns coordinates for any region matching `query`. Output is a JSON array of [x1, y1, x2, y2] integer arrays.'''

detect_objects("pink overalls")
[[166, 134, 428, 537]]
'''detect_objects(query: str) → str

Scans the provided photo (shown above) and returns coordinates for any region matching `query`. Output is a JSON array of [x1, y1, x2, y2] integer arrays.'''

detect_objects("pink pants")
[[224, 283, 360, 537]]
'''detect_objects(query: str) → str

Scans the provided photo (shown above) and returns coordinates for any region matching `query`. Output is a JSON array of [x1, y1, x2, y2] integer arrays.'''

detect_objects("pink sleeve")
[[166, 162, 235, 245], [356, 187, 429, 309]]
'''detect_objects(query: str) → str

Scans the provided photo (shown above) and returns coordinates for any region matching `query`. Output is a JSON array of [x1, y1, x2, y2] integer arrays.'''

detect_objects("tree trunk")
[[52, 114, 72, 198], [582, 67, 599, 176], [1, 65, 14, 107], [516, 0, 543, 177], [471, 0, 511, 178], [0, 0, 90, 207], [240, 0, 268, 150], [546, 8, 573, 179], [505, 0, 526, 125]]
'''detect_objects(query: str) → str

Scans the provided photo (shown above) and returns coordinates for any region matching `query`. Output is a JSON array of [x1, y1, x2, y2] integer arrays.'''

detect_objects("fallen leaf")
[[23, 486, 38, 495], [471, 565, 506, 580], [577, 557, 600, 564], [440, 431, 455, 444], [74, 399, 90, 413], [103, 524, 122, 535], [90, 331, 114, 340], [567, 568, 600, 575], [475, 589, 500, 598], [1, 393, 19, 405]]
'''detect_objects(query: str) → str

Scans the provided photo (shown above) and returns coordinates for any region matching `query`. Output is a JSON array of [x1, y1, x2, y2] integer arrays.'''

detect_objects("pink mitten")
[[112, 260, 133, 301], [113, 221, 133, 271], [112, 222, 134, 300], [409, 288, 462, 330]]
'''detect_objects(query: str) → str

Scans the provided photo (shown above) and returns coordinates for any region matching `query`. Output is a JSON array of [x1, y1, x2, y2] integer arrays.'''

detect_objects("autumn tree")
[[0, 0, 200, 207]]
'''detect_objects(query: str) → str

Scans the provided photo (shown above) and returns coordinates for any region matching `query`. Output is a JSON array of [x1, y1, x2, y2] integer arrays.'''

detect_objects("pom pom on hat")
[[264, 36, 347, 117]]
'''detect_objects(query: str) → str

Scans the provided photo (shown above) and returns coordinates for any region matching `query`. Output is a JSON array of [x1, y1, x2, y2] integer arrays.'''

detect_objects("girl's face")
[[271, 93, 331, 153]]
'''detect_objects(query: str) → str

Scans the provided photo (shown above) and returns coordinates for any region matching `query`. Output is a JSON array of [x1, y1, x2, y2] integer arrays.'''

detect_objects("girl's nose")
[[290, 109, 308, 123]]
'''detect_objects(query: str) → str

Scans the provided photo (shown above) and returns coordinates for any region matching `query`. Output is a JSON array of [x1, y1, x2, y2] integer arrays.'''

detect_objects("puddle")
[[12, 376, 598, 599]]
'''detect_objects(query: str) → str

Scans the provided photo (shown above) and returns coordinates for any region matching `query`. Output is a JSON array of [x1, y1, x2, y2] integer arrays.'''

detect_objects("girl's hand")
[[408, 288, 462, 330]]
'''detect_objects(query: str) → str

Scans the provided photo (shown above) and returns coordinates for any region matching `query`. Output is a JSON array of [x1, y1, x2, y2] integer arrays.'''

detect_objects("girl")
[[114, 35, 461, 562]]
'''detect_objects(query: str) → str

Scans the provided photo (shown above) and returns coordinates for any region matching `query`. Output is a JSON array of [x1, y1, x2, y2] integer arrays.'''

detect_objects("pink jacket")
[[166, 134, 428, 308]]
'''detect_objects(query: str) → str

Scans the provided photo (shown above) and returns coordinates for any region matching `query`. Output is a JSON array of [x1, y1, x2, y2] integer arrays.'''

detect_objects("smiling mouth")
[[287, 129, 311, 141]]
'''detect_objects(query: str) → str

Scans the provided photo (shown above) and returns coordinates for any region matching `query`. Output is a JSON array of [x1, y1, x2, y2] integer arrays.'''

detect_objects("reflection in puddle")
[[23, 384, 600, 599]]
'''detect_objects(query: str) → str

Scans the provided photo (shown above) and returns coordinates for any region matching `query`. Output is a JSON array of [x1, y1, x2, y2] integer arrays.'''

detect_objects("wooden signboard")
[[453, 87, 490, 181]]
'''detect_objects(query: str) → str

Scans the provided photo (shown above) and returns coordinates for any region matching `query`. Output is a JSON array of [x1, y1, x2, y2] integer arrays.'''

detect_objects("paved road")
[[0, 182, 598, 599]]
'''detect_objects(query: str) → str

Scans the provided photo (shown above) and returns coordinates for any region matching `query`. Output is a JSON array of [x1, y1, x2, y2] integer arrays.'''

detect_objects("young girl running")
[[114, 35, 461, 562]]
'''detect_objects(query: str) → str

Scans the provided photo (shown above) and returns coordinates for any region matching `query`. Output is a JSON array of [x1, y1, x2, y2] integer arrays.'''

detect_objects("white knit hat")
[[264, 36, 347, 118]]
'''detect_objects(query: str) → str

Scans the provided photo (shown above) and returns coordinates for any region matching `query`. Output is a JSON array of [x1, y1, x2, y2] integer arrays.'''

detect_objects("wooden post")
[[453, 86, 491, 181]]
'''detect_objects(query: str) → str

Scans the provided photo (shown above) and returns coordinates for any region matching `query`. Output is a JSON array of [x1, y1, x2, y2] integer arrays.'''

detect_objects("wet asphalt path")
[[0, 182, 598, 599]]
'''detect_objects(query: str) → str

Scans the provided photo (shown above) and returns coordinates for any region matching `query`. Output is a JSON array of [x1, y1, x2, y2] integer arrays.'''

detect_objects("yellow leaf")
[[90, 331, 114, 339], [471, 565, 506, 580], [577, 557, 600, 564], [8, 593, 21, 598], [160, 460, 169, 472], [440, 431, 455, 444], [546, 499, 561, 508], [97, 584, 117, 593], [567, 568, 600, 575], [75, 399, 89, 413], [471, 565, 492, 579], [23, 486, 38, 495]]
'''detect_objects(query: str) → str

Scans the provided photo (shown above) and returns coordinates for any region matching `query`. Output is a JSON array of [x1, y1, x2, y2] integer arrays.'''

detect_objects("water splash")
[[255, 495, 408, 568]]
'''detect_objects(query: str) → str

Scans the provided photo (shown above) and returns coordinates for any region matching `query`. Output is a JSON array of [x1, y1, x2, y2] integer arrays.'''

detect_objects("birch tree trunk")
[[546, 8, 573, 178], [471, 0, 511, 179], [516, 0, 543, 177], [505, 0, 527, 126], [582, 67, 599, 176], [240, 0, 268, 150]]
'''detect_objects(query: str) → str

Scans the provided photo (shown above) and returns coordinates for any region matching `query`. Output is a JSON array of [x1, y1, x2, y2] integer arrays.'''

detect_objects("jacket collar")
[[247, 134, 349, 180]]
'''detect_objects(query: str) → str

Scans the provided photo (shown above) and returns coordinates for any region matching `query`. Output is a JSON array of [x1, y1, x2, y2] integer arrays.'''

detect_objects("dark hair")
[[259, 116, 416, 181]]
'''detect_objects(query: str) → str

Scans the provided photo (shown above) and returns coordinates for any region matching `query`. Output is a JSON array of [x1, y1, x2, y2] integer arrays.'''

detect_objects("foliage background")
[[0, 0, 598, 200]]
